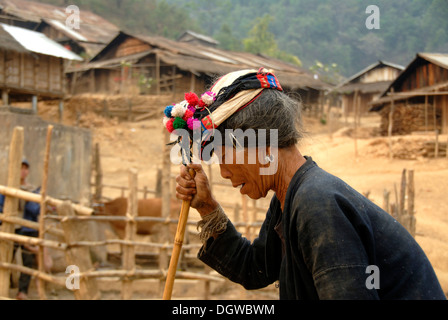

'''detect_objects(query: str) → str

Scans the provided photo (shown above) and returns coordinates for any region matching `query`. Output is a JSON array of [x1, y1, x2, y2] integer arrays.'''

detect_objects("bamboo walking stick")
[[163, 168, 195, 300]]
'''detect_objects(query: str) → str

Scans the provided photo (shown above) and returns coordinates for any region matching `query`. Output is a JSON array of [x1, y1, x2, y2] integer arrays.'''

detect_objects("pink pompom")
[[188, 118, 200, 130], [185, 92, 199, 107], [166, 118, 175, 133], [188, 105, 196, 113]]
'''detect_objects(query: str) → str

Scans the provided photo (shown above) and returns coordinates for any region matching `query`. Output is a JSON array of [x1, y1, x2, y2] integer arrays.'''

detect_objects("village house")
[[0, 23, 90, 203], [0, 0, 119, 59], [0, 23, 82, 113], [333, 60, 404, 118], [66, 30, 331, 113], [370, 53, 448, 135]]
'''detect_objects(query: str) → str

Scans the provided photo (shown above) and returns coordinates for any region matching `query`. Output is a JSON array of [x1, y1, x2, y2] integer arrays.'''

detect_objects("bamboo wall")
[[0, 48, 64, 97]]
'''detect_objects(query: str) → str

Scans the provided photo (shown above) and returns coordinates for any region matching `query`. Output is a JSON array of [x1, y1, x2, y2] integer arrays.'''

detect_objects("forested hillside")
[[37, 0, 448, 77]]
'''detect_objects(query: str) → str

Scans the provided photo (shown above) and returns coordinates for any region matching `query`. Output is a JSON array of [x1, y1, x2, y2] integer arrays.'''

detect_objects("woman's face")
[[216, 146, 271, 200]]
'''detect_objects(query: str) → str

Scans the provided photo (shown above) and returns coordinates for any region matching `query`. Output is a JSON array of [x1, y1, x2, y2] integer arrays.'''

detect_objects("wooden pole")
[[434, 96, 437, 131], [93, 143, 103, 202], [37, 125, 53, 300], [58, 201, 100, 300], [162, 169, 195, 300], [399, 169, 407, 218], [0, 214, 63, 238], [0, 232, 66, 251], [407, 170, 416, 237], [121, 168, 138, 300], [388, 89, 395, 159], [0, 127, 24, 298], [354, 90, 359, 159], [156, 53, 160, 95], [0, 185, 92, 216]]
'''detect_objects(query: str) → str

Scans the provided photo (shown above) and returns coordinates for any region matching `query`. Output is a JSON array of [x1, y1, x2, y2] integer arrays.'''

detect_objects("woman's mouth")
[[233, 183, 245, 190]]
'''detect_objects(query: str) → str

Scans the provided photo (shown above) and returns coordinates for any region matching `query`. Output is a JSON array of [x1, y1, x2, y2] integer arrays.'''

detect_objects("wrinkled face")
[[216, 146, 271, 200]]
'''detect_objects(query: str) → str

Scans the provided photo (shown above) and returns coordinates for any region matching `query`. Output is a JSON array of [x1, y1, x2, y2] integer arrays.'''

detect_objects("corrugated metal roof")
[[0, 22, 28, 53], [1, 23, 83, 60], [45, 19, 88, 42], [0, 0, 119, 44]]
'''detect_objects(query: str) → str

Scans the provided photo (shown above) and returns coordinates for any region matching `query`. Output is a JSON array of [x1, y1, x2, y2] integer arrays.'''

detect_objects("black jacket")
[[198, 157, 446, 300]]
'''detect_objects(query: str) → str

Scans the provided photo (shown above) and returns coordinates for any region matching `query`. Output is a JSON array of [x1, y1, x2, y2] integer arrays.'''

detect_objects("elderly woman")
[[169, 68, 445, 300]]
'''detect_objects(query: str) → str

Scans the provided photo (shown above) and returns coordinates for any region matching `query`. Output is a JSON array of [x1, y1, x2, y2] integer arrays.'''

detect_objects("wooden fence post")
[[388, 90, 395, 159], [399, 169, 407, 218], [0, 127, 24, 298], [121, 168, 138, 300], [58, 201, 100, 300], [37, 125, 53, 300], [93, 143, 103, 202], [407, 170, 416, 237]]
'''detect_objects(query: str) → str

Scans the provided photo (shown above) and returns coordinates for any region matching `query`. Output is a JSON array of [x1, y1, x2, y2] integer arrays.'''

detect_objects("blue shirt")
[[198, 157, 446, 300], [0, 187, 41, 233]]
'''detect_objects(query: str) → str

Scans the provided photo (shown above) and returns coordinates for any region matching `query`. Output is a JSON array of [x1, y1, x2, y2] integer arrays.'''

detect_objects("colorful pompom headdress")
[[162, 67, 283, 163]]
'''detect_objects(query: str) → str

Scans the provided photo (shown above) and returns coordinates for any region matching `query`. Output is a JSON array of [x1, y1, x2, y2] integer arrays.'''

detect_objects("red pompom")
[[185, 92, 199, 107], [183, 109, 194, 122], [198, 100, 207, 108], [166, 118, 175, 133]]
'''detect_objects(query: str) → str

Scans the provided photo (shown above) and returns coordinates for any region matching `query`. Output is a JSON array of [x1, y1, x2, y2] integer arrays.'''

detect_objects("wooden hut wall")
[[0, 48, 64, 97], [399, 63, 448, 92], [360, 66, 401, 83]]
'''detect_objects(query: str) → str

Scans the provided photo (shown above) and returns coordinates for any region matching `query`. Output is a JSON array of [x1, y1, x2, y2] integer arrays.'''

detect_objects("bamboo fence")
[[382, 169, 417, 237]]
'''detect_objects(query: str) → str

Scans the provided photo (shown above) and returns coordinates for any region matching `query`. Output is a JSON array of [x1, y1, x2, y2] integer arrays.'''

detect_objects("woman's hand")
[[176, 164, 218, 217]]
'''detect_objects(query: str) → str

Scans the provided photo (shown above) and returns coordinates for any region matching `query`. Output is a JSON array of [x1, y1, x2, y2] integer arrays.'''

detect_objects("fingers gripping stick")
[[163, 168, 196, 300]]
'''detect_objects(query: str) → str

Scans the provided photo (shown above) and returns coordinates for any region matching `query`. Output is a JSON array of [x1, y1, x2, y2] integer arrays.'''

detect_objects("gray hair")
[[216, 89, 304, 148]]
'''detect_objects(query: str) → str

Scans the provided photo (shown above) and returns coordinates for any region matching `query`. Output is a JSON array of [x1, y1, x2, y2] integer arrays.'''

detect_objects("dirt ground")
[[23, 100, 448, 300]]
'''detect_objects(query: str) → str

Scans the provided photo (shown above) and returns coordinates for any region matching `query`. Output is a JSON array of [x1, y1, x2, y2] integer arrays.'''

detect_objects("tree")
[[215, 24, 243, 51], [243, 14, 302, 67], [243, 14, 277, 56]]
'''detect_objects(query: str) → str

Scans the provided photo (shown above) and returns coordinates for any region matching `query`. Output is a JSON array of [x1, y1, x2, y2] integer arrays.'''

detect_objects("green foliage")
[[243, 14, 302, 67]]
